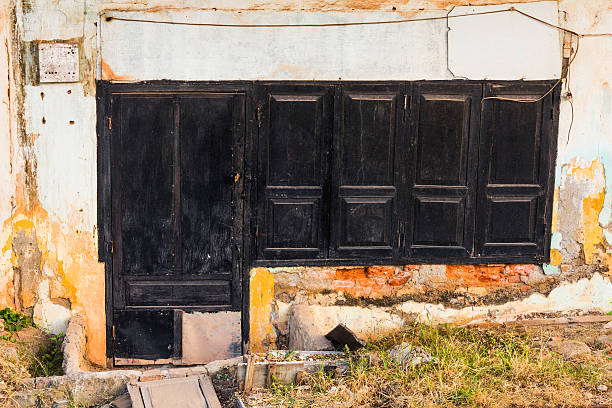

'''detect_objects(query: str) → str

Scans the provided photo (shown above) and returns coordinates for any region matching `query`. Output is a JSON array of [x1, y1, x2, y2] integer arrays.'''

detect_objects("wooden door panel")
[[118, 97, 175, 276], [180, 95, 235, 275], [412, 196, 465, 247], [332, 84, 404, 259], [407, 83, 481, 259], [256, 84, 333, 260], [476, 82, 557, 259], [109, 88, 245, 361], [113, 310, 175, 360]]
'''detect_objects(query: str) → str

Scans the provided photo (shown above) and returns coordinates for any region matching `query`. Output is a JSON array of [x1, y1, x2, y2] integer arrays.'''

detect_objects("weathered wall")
[[0, 0, 610, 364]]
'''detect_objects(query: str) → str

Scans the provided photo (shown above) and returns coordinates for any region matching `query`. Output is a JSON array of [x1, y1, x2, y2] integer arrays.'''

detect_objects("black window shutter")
[[330, 84, 405, 260], [405, 82, 481, 260], [255, 84, 333, 260], [475, 82, 558, 260]]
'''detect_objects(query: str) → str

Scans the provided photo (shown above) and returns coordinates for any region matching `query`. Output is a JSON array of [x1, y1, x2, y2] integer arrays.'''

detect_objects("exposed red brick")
[[356, 277, 376, 287], [307, 268, 335, 280], [504, 264, 534, 276], [388, 275, 410, 286], [507, 274, 521, 283], [335, 268, 366, 280], [446, 265, 506, 286], [347, 287, 372, 297], [366, 266, 395, 278], [333, 279, 355, 290]]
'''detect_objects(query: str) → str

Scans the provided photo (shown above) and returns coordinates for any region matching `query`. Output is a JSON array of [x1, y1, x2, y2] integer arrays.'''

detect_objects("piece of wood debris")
[[128, 374, 221, 408]]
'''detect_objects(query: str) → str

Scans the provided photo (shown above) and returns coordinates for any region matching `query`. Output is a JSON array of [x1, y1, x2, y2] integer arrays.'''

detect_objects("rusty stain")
[[100, 58, 133, 81]]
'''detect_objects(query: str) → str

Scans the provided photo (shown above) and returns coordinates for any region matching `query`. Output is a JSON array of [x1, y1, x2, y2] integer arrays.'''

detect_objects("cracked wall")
[[0, 0, 610, 363]]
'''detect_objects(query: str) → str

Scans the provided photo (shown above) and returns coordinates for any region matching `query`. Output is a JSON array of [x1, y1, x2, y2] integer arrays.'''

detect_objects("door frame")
[[97, 81, 253, 365]]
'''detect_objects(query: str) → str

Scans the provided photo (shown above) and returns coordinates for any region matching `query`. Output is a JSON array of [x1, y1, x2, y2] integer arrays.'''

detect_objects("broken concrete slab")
[[128, 375, 221, 408], [288, 305, 334, 351]]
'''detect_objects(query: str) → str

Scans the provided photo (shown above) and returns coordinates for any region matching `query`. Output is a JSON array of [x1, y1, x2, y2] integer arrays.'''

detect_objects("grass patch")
[[250, 323, 609, 408], [27, 332, 64, 377]]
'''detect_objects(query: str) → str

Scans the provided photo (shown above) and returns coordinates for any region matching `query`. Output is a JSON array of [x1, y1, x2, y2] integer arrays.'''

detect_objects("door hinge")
[[107, 241, 114, 254], [107, 117, 112, 130], [112, 325, 116, 338]]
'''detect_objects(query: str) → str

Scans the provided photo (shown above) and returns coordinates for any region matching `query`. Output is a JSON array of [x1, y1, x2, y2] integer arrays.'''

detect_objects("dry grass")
[[244, 323, 611, 408]]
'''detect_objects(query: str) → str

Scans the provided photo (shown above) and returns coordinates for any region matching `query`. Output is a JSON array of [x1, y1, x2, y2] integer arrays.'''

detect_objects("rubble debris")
[[325, 324, 365, 351], [389, 342, 436, 368]]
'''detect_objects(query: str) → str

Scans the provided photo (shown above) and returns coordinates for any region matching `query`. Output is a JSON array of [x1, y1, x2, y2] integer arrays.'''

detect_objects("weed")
[[0, 308, 36, 342], [28, 332, 64, 377]]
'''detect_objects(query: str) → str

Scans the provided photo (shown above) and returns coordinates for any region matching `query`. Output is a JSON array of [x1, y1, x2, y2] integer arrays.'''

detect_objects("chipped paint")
[[249, 267, 276, 352]]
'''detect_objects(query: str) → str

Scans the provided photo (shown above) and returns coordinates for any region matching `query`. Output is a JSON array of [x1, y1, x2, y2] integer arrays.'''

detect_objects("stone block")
[[205, 355, 244, 376], [11, 391, 38, 407], [288, 305, 334, 351]]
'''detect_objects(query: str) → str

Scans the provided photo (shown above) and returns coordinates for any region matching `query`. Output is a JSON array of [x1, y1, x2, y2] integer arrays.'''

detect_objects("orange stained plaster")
[[551, 187, 559, 234], [101, 59, 134, 81], [550, 249, 562, 266], [249, 267, 276, 353], [2, 171, 105, 365], [565, 158, 607, 266]]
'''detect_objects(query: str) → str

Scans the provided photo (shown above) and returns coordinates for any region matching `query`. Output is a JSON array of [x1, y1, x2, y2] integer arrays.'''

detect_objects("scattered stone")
[[597, 384, 608, 392], [11, 390, 38, 407], [549, 340, 591, 358], [593, 335, 612, 349], [604, 320, 612, 330], [389, 342, 436, 368], [51, 399, 71, 408], [362, 351, 382, 366], [108, 393, 131, 408]]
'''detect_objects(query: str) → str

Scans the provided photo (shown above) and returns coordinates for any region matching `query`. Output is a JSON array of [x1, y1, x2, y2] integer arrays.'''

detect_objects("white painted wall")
[[100, 1, 560, 81]]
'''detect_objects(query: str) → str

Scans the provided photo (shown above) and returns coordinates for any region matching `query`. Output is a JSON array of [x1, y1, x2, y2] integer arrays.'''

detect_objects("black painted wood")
[[406, 82, 481, 258], [113, 310, 174, 359], [475, 81, 558, 260], [330, 83, 406, 259], [107, 87, 245, 360], [255, 84, 333, 260]]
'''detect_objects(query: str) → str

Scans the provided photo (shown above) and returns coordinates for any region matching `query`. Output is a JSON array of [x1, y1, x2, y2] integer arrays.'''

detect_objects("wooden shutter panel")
[[406, 82, 481, 260], [475, 82, 558, 260], [330, 84, 405, 260], [255, 84, 333, 260]]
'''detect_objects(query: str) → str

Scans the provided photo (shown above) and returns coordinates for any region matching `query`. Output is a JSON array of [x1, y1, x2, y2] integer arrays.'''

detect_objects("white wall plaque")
[[39, 42, 79, 83]]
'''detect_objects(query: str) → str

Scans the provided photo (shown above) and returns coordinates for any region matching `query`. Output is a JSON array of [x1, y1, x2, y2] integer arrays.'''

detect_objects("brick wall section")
[[272, 264, 544, 302]]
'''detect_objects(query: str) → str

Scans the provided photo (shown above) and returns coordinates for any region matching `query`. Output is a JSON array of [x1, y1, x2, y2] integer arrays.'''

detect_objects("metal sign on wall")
[[38, 42, 79, 83]]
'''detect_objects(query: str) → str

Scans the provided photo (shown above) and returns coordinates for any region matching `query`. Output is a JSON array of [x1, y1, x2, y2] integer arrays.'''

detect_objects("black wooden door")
[[330, 84, 406, 260], [475, 82, 557, 260], [255, 84, 333, 260], [406, 82, 481, 259], [110, 91, 244, 360]]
